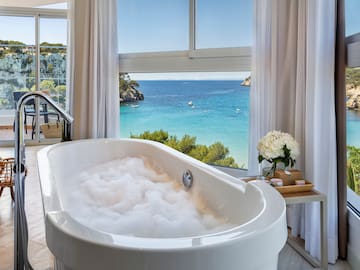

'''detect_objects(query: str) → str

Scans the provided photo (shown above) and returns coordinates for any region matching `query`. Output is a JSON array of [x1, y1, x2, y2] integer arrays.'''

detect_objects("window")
[[118, 0, 188, 53], [196, 0, 252, 49], [345, 0, 360, 212], [118, 0, 252, 73], [0, 7, 67, 144], [118, 0, 252, 170], [120, 72, 250, 169], [0, 16, 36, 110], [40, 18, 67, 108]]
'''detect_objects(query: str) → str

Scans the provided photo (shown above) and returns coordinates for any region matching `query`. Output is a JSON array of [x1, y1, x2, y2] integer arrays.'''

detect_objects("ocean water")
[[120, 80, 249, 167], [347, 110, 360, 147], [120, 80, 360, 167]]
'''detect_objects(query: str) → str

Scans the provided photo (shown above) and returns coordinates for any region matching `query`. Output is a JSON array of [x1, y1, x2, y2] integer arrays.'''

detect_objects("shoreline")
[[120, 80, 360, 170]]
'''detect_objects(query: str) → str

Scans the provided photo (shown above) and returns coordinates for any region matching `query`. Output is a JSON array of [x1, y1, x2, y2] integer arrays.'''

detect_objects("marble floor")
[[0, 146, 53, 270], [0, 146, 353, 270]]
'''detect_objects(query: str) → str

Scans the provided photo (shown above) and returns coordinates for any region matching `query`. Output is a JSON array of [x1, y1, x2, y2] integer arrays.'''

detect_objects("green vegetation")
[[346, 68, 360, 89], [347, 146, 360, 195], [119, 73, 144, 103], [40, 42, 66, 54], [0, 40, 66, 56], [131, 130, 239, 168], [0, 40, 67, 109], [0, 40, 139, 108], [0, 40, 27, 56]]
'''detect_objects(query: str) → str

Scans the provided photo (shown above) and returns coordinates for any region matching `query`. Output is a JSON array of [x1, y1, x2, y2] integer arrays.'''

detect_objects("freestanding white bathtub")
[[37, 139, 287, 270]]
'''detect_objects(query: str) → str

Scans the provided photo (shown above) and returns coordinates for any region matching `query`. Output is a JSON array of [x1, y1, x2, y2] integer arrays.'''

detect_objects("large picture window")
[[0, 7, 67, 144], [120, 72, 250, 168], [118, 0, 252, 170], [345, 0, 360, 212]]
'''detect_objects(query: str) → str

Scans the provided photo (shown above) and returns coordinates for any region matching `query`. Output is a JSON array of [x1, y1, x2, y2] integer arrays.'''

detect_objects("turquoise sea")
[[120, 80, 360, 167], [120, 80, 249, 167], [347, 110, 360, 147]]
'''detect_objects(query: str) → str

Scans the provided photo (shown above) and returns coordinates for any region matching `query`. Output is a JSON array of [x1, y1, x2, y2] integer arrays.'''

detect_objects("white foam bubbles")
[[64, 157, 232, 238]]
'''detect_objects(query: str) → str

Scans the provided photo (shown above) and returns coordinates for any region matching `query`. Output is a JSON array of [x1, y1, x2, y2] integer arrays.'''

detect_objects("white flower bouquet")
[[257, 130, 300, 175]]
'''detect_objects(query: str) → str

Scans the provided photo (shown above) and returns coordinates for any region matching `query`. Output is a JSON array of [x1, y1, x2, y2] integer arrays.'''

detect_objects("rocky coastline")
[[241, 76, 251, 87], [238, 75, 360, 111], [120, 89, 144, 103], [119, 73, 144, 103], [347, 86, 360, 110]]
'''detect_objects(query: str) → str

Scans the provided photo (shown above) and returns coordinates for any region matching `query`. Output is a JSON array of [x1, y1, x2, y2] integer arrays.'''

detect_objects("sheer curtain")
[[249, 0, 338, 263], [68, 0, 120, 139]]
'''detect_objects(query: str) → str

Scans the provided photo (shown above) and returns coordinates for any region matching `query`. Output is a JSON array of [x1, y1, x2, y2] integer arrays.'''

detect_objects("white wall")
[[348, 208, 360, 269]]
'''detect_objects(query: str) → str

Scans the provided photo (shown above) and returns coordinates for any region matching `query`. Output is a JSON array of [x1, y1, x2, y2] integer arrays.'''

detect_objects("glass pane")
[[40, 18, 67, 109], [37, 18, 68, 140], [118, 0, 188, 53], [119, 72, 250, 168], [196, 0, 252, 49], [346, 67, 360, 210], [0, 16, 35, 141], [345, 0, 360, 36]]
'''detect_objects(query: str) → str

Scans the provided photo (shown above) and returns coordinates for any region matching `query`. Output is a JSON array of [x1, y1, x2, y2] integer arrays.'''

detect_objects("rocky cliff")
[[120, 88, 144, 103], [347, 86, 360, 110], [241, 76, 251, 87], [119, 73, 144, 103]]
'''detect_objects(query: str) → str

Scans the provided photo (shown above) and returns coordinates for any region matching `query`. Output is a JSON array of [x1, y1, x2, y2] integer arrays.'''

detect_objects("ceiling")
[[0, 0, 65, 8]]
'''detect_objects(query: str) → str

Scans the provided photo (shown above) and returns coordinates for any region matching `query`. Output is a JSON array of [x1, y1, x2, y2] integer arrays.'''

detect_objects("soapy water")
[[64, 157, 233, 238]]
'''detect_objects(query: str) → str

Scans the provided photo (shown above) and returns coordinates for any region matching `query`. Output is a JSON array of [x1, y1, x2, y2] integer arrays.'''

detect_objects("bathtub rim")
[[38, 138, 286, 252], [40, 137, 248, 190]]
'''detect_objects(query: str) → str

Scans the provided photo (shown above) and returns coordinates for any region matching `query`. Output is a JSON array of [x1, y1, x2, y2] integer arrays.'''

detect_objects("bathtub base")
[[53, 256, 279, 270]]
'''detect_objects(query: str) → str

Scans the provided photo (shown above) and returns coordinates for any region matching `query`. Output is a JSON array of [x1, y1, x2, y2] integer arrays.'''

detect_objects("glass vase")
[[260, 160, 276, 178]]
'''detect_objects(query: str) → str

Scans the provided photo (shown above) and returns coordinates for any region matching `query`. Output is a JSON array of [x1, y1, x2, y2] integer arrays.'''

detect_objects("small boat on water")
[[188, 101, 193, 106], [131, 104, 139, 108]]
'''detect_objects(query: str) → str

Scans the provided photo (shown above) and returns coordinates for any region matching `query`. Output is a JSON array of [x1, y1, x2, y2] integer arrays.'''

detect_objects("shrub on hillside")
[[131, 130, 239, 168]]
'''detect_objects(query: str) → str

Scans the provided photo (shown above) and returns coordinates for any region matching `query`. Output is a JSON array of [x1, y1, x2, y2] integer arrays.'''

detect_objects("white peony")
[[257, 130, 299, 167]]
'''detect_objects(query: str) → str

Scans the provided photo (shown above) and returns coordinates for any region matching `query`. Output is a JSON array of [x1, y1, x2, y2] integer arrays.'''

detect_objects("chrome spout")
[[14, 91, 74, 270]]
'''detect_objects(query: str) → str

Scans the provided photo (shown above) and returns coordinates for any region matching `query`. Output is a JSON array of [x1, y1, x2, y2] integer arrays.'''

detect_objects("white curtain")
[[249, 0, 338, 263], [68, 0, 120, 139]]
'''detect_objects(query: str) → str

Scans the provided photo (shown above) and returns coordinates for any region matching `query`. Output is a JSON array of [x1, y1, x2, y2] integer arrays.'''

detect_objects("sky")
[[0, 0, 359, 80], [117, 0, 252, 53], [0, 16, 67, 44], [345, 0, 360, 36]]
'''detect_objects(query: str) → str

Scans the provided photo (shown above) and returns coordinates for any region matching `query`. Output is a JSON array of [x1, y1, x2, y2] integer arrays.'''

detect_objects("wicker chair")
[[0, 158, 15, 201]]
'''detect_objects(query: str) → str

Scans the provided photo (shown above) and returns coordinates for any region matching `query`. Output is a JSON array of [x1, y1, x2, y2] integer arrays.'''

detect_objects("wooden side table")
[[282, 190, 328, 270], [239, 178, 328, 269]]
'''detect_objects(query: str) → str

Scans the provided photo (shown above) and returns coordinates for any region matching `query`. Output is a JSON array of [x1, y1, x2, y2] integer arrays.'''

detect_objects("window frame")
[[0, 6, 67, 146], [0, 6, 67, 92], [118, 0, 252, 73], [346, 25, 360, 212]]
